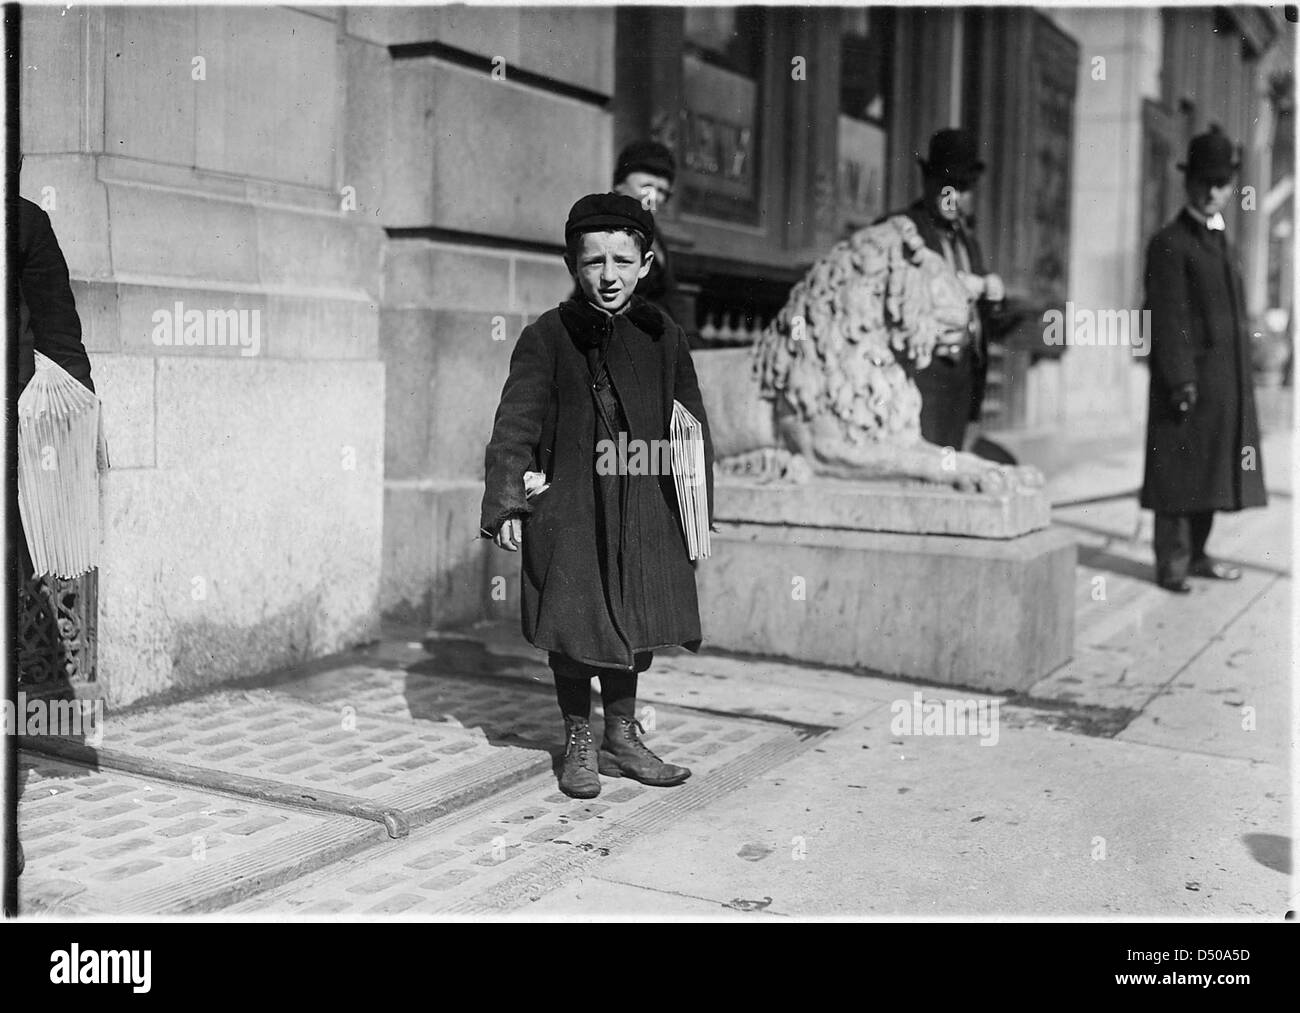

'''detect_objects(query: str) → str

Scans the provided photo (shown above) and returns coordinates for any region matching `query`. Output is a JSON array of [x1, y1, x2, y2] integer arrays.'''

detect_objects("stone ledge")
[[697, 522, 1077, 692], [97, 154, 353, 217], [714, 478, 1051, 539], [69, 280, 379, 361]]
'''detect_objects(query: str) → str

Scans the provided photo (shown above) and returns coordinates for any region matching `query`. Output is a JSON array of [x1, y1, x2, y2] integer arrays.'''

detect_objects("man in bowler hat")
[[1141, 125, 1266, 592], [880, 129, 1006, 450]]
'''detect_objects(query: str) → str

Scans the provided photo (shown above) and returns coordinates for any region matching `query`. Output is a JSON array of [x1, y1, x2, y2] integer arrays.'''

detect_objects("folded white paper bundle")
[[17, 351, 110, 578], [670, 400, 710, 560], [523, 470, 550, 499]]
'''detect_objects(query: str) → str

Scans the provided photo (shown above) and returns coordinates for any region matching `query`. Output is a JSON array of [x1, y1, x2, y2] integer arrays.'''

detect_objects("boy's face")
[[569, 230, 653, 314]]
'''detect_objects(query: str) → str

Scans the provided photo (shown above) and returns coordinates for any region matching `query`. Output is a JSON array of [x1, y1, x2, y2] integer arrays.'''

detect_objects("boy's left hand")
[[494, 517, 522, 551]]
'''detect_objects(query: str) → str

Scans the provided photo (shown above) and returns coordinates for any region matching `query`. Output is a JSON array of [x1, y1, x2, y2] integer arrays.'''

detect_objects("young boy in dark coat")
[[480, 193, 714, 799]]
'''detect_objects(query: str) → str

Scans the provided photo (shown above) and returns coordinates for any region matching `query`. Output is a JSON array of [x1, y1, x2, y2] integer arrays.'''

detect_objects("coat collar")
[[903, 199, 984, 271], [558, 294, 665, 351], [910, 197, 965, 234], [1177, 207, 1229, 259], [906, 198, 971, 253]]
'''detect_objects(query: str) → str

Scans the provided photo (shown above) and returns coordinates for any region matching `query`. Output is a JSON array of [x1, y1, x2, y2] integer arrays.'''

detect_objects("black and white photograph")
[[2, 0, 1296, 948]]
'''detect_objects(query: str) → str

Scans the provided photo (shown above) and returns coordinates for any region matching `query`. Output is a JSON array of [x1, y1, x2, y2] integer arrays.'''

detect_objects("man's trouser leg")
[[1188, 511, 1215, 564], [1154, 512, 1194, 584], [911, 351, 974, 449]]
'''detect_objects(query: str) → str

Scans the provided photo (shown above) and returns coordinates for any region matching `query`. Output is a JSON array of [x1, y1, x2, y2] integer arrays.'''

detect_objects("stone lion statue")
[[717, 216, 1042, 494]]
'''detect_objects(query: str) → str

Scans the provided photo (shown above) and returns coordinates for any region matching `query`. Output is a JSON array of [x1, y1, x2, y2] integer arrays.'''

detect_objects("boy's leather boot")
[[559, 716, 601, 799], [598, 716, 691, 786]]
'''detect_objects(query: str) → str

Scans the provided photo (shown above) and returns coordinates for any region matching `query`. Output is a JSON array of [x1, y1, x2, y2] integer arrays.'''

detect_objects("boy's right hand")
[[494, 517, 522, 551]]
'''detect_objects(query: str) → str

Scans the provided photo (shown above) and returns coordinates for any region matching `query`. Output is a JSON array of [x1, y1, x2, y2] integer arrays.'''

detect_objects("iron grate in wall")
[[17, 572, 98, 691]]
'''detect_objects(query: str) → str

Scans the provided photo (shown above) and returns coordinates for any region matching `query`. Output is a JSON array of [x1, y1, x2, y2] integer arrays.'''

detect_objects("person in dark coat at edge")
[[12, 192, 95, 576], [1140, 125, 1266, 593], [9, 182, 97, 880], [878, 128, 1006, 452], [480, 193, 714, 799], [16, 196, 95, 398]]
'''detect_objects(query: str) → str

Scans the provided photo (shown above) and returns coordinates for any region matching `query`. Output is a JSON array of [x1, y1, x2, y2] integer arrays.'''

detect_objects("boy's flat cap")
[[565, 192, 655, 247]]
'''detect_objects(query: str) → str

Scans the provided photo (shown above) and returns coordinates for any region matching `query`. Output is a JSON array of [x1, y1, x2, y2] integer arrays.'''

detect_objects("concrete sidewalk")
[[530, 523, 1292, 916], [524, 429, 1294, 917], [16, 428, 1293, 917]]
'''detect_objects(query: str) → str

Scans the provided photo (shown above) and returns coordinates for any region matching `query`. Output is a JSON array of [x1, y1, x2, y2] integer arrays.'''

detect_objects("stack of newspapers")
[[669, 400, 710, 560], [17, 352, 109, 579]]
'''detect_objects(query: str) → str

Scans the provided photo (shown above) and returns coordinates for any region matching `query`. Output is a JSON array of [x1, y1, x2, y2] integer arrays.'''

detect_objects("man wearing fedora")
[[1141, 125, 1266, 593], [880, 128, 1006, 450]]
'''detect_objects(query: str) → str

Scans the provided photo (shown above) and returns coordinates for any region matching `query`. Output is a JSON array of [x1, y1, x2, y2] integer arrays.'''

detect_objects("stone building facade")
[[20, 7, 387, 703], [15, 5, 1289, 703]]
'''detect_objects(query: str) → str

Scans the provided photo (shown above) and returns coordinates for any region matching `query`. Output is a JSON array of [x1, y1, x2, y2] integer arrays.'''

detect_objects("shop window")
[[838, 8, 891, 227], [678, 6, 765, 221]]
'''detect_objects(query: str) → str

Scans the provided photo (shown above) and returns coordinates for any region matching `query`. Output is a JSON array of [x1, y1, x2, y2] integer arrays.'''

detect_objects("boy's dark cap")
[[565, 192, 655, 248], [614, 140, 676, 185]]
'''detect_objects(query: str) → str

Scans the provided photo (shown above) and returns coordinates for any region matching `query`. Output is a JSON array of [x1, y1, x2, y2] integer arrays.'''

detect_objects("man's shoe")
[[558, 716, 600, 799], [599, 716, 691, 787], [1158, 577, 1193, 594], [1189, 558, 1242, 580]]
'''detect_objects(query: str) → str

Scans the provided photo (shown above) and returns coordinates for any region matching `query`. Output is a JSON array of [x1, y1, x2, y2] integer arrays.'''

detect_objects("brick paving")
[[230, 709, 816, 914], [18, 654, 823, 914], [17, 753, 381, 915], [79, 677, 552, 821]]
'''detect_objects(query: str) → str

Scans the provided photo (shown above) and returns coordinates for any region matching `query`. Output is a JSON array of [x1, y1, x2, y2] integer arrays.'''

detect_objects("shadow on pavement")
[[402, 637, 568, 787], [1242, 833, 1292, 875]]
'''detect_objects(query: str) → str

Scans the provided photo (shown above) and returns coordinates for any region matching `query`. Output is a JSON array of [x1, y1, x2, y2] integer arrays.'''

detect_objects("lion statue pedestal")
[[691, 218, 1075, 690]]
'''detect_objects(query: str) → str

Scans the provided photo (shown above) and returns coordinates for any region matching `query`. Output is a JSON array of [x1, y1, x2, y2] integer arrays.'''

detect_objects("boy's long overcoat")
[[481, 296, 714, 670], [1140, 209, 1266, 514]]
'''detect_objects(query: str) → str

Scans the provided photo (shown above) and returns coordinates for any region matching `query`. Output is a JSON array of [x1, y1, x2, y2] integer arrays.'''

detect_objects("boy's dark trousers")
[[550, 652, 652, 720], [1153, 510, 1214, 583]]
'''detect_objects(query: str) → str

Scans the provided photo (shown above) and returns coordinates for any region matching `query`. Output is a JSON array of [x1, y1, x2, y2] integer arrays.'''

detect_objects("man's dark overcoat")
[[16, 196, 94, 392], [894, 200, 997, 422], [480, 295, 714, 670], [1140, 209, 1266, 514], [13, 196, 95, 580]]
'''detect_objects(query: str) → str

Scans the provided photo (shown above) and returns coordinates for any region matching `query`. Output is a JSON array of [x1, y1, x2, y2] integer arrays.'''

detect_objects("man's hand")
[[494, 517, 522, 551], [1169, 382, 1198, 422], [983, 273, 1005, 303], [957, 271, 986, 300]]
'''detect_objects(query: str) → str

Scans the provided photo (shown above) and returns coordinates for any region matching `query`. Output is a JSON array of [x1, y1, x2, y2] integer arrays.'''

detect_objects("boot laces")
[[565, 720, 592, 762], [618, 717, 661, 760]]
